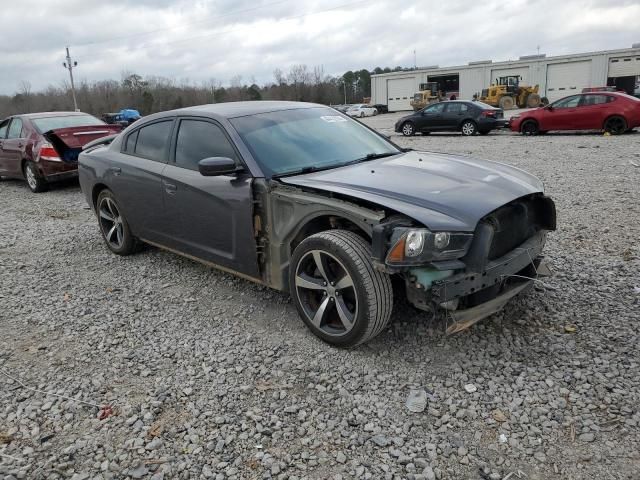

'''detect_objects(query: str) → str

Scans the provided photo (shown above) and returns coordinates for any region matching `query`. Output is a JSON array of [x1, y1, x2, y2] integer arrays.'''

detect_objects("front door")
[[161, 117, 259, 278], [544, 95, 581, 131], [417, 102, 446, 131]]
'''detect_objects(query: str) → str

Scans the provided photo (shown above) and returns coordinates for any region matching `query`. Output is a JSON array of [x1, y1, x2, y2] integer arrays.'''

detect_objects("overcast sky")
[[1, 0, 639, 95]]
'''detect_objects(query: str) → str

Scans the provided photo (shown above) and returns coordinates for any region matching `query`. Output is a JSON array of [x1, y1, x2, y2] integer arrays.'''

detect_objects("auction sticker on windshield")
[[321, 115, 348, 123]]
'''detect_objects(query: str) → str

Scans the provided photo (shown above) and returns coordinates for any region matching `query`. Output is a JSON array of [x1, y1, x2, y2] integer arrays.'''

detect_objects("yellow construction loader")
[[410, 82, 444, 111], [477, 76, 548, 110]]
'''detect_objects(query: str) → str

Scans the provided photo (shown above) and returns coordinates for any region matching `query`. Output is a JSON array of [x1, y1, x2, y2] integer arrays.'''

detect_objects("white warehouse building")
[[371, 45, 640, 111]]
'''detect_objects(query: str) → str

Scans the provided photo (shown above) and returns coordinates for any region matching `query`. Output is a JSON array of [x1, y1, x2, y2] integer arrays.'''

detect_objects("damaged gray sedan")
[[79, 101, 556, 347]]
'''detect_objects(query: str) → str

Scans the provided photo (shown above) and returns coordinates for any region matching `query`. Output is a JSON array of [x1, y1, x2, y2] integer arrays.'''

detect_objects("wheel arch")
[[289, 213, 371, 256], [520, 117, 539, 132], [92, 182, 110, 209], [603, 114, 628, 130]]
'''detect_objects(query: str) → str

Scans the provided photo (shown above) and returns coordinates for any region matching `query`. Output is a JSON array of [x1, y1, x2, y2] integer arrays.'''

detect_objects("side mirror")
[[544, 105, 553, 111], [198, 157, 241, 176]]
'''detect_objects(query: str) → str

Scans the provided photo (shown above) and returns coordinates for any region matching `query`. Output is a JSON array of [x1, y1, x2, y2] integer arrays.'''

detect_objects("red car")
[[509, 92, 640, 135], [0, 112, 121, 192]]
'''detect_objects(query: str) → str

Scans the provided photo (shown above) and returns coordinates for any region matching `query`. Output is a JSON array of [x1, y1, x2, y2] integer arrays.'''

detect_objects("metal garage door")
[[387, 78, 414, 111], [546, 61, 591, 102], [490, 66, 530, 84], [608, 56, 640, 77]]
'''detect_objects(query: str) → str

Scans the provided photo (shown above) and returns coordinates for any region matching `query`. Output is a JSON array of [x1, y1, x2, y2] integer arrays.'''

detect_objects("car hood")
[[280, 151, 544, 231]]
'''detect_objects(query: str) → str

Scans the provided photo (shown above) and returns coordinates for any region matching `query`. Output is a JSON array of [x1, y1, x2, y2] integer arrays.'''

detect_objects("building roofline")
[[371, 46, 640, 78]]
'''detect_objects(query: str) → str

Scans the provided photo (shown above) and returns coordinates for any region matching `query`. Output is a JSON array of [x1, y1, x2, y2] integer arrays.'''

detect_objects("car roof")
[[167, 101, 324, 119], [19, 111, 92, 118]]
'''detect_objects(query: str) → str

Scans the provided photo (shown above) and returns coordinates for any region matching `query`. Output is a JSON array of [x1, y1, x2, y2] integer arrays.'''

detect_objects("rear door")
[[1, 118, 26, 176], [575, 94, 614, 129], [107, 119, 174, 243], [442, 102, 469, 130], [544, 95, 581, 130], [161, 117, 259, 278]]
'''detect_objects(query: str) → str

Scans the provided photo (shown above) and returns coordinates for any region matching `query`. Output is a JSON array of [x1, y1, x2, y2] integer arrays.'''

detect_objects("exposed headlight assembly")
[[386, 228, 473, 265]]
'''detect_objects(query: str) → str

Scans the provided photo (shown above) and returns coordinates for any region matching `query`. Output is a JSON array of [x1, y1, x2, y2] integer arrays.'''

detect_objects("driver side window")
[[553, 96, 580, 108], [175, 119, 237, 171], [423, 103, 445, 114]]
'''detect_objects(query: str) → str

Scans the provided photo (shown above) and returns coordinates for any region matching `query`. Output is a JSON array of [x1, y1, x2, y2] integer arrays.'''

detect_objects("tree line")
[[0, 65, 414, 119]]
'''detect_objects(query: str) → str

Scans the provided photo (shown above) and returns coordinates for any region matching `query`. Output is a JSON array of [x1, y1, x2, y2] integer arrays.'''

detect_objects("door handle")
[[163, 181, 177, 194], [108, 167, 121, 176]]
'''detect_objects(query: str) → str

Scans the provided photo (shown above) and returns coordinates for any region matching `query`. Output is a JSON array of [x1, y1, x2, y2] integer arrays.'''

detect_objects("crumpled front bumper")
[[406, 231, 549, 332]]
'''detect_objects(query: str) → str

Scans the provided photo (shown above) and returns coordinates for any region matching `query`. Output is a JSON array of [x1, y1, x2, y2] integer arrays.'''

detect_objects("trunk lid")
[[44, 125, 122, 162]]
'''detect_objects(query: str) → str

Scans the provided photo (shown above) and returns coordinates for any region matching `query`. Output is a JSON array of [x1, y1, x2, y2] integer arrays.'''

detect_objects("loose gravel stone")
[[1, 114, 639, 479]]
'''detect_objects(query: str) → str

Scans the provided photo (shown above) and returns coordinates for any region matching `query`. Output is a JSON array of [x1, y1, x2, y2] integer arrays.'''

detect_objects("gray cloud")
[[0, 0, 638, 94]]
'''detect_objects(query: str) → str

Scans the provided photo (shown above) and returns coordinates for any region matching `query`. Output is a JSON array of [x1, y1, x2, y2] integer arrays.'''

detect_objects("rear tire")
[[289, 230, 393, 348], [23, 161, 48, 193], [604, 116, 627, 135], [401, 122, 416, 136], [499, 96, 515, 110], [96, 189, 138, 255], [461, 120, 477, 136], [521, 120, 539, 136]]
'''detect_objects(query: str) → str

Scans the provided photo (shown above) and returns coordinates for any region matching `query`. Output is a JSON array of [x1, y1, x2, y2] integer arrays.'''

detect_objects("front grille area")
[[485, 195, 556, 260]]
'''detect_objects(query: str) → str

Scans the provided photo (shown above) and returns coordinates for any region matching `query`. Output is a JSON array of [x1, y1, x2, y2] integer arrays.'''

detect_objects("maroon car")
[[509, 92, 640, 135], [0, 112, 121, 192]]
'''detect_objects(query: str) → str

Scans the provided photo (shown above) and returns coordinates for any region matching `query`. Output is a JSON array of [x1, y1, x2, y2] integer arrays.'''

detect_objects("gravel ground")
[[1, 115, 640, 480]]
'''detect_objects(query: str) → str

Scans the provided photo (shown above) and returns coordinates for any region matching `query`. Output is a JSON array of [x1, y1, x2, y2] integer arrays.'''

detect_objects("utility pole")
[[62, 47, 79, 111], [414, 50, 417, 69]]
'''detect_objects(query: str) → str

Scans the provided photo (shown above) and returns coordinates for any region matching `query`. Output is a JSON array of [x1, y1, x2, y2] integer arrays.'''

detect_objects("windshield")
[[31, 114, 105, 133], [230, 107, 399, 177]]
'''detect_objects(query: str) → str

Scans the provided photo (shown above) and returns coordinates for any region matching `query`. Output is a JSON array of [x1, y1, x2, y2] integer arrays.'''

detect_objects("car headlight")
[[386, 228, 473, 265]]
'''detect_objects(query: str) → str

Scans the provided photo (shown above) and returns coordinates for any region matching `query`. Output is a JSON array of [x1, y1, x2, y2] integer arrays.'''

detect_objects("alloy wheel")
[[402, 123, 415, 136], [461, 121, 476, 136], [98, 197, 125, 250], [294, 250, 358, 337], [25, 164, 37, 190]]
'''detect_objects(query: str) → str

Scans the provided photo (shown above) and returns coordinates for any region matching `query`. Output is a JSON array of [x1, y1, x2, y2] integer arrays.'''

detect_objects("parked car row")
[[394, 92, 640, 136], [0, 112, 121, 192], [0, 100, 557, 347], [331, 103, 387, 116]]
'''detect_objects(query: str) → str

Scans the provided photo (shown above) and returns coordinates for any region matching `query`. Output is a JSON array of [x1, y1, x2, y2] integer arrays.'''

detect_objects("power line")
[[73, 0, 295, 48]]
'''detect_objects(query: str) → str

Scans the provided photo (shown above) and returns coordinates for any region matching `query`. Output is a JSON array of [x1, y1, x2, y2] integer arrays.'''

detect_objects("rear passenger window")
[[175, 120, 237, 171], [581, 95, 609, 106], [7, 118, 23, 139], [446, 103, 468, 113], [132, 121, 172, 161], [124, 130, 138, 153], [0, 120, 8, 138]]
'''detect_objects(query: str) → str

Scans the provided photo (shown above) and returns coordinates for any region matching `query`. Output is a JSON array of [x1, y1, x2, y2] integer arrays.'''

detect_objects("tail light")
[[481, 110, 497, 118], [39, 143, 61, 162]]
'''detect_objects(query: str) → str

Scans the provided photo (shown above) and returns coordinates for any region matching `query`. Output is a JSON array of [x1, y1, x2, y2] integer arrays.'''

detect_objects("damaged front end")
[[371, 194, 557, 333]]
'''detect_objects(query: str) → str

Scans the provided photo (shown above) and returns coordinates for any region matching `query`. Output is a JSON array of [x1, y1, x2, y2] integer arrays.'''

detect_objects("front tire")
[[23, 161, 48, 193], [521, 120, 539, 136], [96, 189, 137, 255], [289, 230, 393, 348], [604, 116, 627, 135], [401, 122, 416, 136], [461, 120, 477, 136]]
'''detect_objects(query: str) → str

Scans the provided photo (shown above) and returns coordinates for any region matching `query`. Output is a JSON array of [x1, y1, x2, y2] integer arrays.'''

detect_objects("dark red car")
[[509, 92, 640, 135], [0, 112, 121, 192]]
